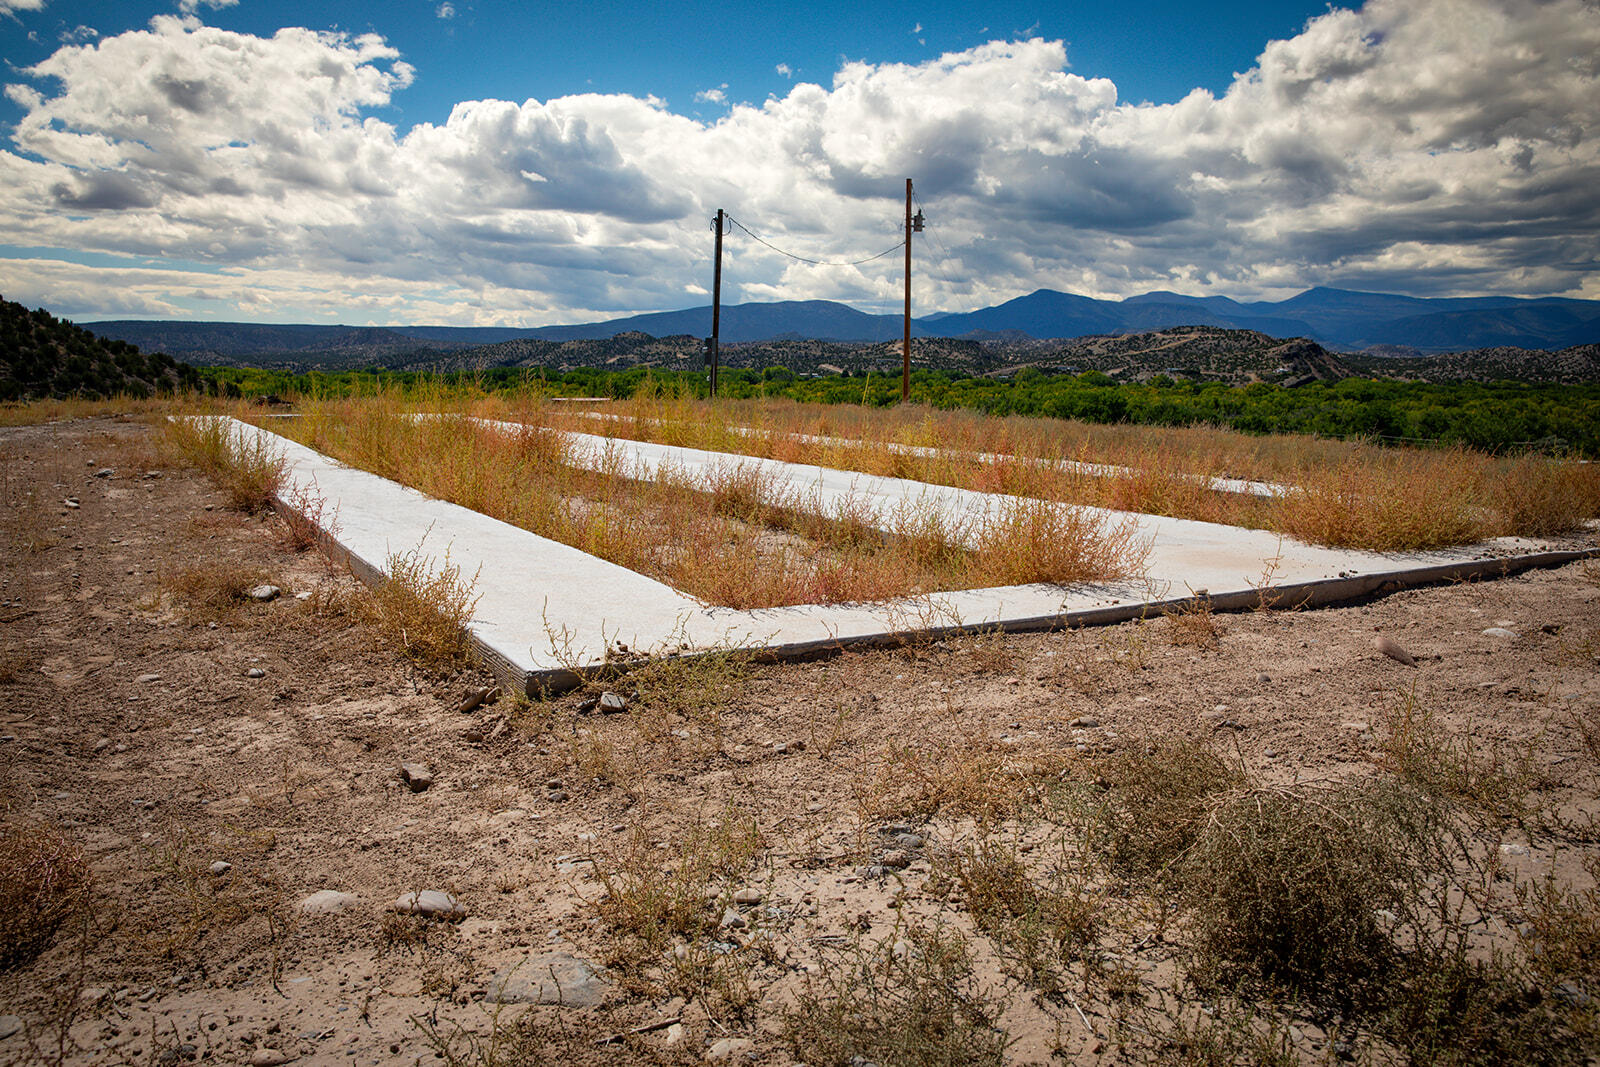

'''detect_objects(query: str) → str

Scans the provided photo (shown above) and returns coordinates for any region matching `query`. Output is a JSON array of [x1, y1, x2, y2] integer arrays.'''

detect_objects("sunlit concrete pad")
[[224, 419, 1597, 695], [562, 410, 1289, 497]]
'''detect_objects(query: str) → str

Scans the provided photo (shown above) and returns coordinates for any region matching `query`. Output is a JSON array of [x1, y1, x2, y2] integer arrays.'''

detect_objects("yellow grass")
[[539, 386, 1600, 550], [261, 394, 1147, 609]]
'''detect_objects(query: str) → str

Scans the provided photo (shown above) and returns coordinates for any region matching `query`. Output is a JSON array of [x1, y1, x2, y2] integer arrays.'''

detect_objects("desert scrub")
[[162, 414, 285, 512], [1086, 740, 1245, 878], [947, 832, 1099, 991], [782, 923, 1011, 1067], [367, 545, 481, 673], [0, 816, 91, 969], [160, 560, 276, 622], [1178, 783, 1412, 1011]]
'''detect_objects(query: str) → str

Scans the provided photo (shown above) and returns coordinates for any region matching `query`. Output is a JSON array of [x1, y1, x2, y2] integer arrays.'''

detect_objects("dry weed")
[[161, 560, 275, 621], [367, 544, 481, 673], [0, 816, 91, 969], [782, 922, 1012, 1067]]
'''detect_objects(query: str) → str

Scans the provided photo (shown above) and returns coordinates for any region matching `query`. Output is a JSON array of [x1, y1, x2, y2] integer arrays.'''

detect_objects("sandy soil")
[[1, 416, 1597, 1066]]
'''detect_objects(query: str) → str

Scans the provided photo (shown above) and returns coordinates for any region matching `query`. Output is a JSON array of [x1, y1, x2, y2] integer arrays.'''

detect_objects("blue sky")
[[1, 0, 1597, 324], [3, 0, 1357, 128]]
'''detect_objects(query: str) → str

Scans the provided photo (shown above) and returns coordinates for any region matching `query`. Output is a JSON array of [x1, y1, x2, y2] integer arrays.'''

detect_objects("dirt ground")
[[1, 416, 1598, 1066]]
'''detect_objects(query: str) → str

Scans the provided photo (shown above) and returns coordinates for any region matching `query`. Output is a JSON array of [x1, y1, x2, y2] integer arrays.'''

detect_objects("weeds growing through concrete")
[[262, 400, 1147, 608], [547, 390, 1600, 549]]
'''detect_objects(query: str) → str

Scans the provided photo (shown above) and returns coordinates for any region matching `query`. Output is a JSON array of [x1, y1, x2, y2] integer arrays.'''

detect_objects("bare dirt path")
[[2, 417, 1597, 1066]]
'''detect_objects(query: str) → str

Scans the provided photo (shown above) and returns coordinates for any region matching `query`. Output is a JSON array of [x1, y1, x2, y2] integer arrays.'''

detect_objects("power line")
[[912, 192, 962, 288], [724, 215, 904, 268]]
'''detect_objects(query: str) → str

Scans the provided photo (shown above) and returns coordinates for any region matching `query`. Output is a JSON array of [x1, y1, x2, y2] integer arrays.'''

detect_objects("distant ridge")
[[84, 286, 1600, 358]]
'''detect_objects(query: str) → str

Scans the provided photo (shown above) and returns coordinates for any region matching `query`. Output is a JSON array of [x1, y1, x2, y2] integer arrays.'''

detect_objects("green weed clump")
[[0, 816, 91, 969], [782, 924, 1012, 1067]]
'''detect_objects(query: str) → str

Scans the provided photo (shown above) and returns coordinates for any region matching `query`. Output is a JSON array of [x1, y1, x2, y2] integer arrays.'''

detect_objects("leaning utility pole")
[[709, 208, 725, 399], [901, 178, 923, 403]]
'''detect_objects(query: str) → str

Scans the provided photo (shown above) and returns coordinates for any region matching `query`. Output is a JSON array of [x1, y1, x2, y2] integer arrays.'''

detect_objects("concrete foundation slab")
[[223, 418, 1597, 695]]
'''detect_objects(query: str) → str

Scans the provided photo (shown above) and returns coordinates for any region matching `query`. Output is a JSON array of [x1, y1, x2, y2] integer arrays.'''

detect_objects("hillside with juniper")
[[0, 296, 203, 401]]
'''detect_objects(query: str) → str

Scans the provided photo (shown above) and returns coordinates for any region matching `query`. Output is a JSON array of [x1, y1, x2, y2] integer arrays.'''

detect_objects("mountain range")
[[85, 286, 1600, 360]]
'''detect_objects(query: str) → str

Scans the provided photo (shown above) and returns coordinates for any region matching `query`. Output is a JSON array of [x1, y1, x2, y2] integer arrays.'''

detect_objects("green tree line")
[[195, 363, 1600, 456]]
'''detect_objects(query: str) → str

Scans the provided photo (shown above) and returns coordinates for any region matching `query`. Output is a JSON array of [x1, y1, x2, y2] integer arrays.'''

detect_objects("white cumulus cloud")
[[2, 0, 1597, 324]]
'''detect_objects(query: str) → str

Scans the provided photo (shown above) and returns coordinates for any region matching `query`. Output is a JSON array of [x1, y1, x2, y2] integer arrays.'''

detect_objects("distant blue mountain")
[[524, 299, 917, 343], [85, 286, 1600, 355]]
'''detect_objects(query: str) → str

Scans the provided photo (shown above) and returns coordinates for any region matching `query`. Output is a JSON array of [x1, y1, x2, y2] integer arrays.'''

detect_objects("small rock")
[[294, 590, 312, 600], [1069, 716, 1099, 728], [246, 585, 281, 602], [393, 890, 465, 919], [136, 673, 161, 684], [63, 498, 80, 509], [94, 468, 114, 478], [598, 691, 628, 714], [246, 667, 267, 679], [879, 849, 912, 870], [1500, 842, 1530, 857], [486, 953, 609, 1007], [1255, 672, 1272, 684], [705, 1037, 754, 1062], [296, 890, 357, 916], [209, 860, 232, 877], [250, 1050, 299, 1066], [546, 789, 569, 803], [663, 1022, 685, 1046], [399, 762, 433, 792], [1554, 981, 1593, 1008], [1482, 627, 1519, 639], [458, 686, 500, 714], [0, 1015, 22, 1040], [719, 907, 746, 930], [1373, 634, 1416, 666], [1338, 721, 1372, 733], [892, 833, 925, 849], [545, 777, 564, 790], [732, 887, 763, 905]]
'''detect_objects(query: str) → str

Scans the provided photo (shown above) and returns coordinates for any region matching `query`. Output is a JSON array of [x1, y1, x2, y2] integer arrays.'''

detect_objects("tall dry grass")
[[542, 387, 1600, 550], [264, 392, 1146, 608]]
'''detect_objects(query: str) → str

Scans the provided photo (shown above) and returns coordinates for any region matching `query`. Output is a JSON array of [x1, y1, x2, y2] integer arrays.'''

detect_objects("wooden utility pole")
[[710, 208, 724, 399], [901, 179, 923, 403]]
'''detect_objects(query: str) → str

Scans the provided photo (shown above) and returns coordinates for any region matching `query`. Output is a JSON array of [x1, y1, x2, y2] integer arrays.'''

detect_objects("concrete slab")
[[222, 418, 1597, 695], [562, 410, 1289, 497]]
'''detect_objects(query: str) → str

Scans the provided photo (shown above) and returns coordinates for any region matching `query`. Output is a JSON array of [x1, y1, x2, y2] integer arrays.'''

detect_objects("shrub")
[[1179, 785, 1407, 1011], [0, 817, 91, 969], [1089, 741, 1244, 878], [366, 546, 481, 673], [782, 924, 1011, 1067]]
